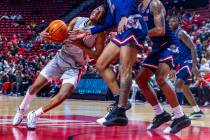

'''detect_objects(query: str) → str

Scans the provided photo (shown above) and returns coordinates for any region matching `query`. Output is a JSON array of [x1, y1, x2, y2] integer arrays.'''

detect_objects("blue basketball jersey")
[[176, 27, 192, 62], [91, 0, 146, 34], [138, 0, 178, 49]]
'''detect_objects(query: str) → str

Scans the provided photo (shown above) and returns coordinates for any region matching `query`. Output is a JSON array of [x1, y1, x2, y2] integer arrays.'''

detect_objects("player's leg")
[[157, 53, 191, 134], [136, 68, 158, 106], [176, 65, 204, 119], [118, 45, 138, 107], [156, 63, 181, 108], [102, 45, 138, 126], [96, 41, 120, 103], [136, 54, 171, 130], [27, 68, 81, 129], [27, 83, 74, 130], [13, 74, 48, 126], [96, 41, 131, 124], [182, 84, 204, 119], [182, 84, 197, 106], [13, 57, 60, 126]]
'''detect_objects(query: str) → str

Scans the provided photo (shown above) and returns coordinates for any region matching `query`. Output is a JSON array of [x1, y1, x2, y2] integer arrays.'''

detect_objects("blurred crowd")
[[0, 3, 209, 105]]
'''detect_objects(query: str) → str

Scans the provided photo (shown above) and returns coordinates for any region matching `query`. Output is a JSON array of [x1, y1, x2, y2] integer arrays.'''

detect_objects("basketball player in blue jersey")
[[70, 0, 148, 126], [136, 0, 191, 134], [169, 17, 204, 120]]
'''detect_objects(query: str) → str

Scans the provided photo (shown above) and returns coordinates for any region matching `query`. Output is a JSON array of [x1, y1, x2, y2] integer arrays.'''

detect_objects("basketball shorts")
[[142, 47, 175, 73], [111, 15, 147, 50], [40, 55, 84, 87], [176, 61, 192, 84]]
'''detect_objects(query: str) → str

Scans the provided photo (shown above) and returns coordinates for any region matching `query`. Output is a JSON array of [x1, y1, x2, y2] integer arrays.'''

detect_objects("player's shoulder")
[[177, 28, 190, 39], [177, 28, 187, 36], [150, 0, 162, 8], [150, 0, 165, 13], [76, 17, 89, 21]]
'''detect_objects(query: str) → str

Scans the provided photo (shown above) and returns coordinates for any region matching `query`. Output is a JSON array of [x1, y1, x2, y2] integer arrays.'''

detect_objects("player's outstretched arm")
[[66, 32, 105, 60]]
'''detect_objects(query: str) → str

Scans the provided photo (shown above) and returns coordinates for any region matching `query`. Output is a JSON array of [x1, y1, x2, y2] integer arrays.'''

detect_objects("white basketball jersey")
[[57, 17, 97, 68]]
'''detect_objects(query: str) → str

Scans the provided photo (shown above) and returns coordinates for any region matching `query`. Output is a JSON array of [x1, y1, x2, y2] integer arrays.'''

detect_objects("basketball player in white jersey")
[[12, 6, 106, 129]]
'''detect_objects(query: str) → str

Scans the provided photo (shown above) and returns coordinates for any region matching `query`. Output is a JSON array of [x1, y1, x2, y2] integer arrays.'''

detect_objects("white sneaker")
[[96, 112, 109, 125], [27, 111, 38, 130], [13, 107, 27, 126]]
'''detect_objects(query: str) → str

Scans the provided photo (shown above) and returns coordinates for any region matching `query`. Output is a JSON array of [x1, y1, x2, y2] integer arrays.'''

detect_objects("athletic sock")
[[192, 105, 201, 112], [34, 107, 44, 117], [152, 103, 164, 115], [19, 90, 35, 110], [172, 105, 184, 119]]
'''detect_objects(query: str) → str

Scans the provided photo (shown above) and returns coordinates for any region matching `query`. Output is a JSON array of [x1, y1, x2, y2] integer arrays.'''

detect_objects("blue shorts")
[[111, 28, 147, 50], [111, 15, 147, 50], [142, 48, 175, 73], [176, 61, 192, 83]]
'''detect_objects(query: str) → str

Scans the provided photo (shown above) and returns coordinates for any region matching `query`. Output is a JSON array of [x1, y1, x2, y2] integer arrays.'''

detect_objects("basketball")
[[47, 20, 68, 42]]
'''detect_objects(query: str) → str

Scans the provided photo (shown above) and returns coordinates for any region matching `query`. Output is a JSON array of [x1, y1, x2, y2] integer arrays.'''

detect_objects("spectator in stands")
[[207, 45, 210, 60], [10, 15, 17, 21], [11, 34, 19, 44], [16, 14, 22, 22], [0, 12, 9, 20], [0, 35, 2, 46], [36, 20, 46, 32], [200, 58, 210, 72], [24, 40, 33, 50], [195, 39, 203, 61], [30, 21, 37, 30]]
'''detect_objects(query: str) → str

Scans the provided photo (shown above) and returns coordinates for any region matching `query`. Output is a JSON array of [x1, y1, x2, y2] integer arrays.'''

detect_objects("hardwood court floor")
[[0, 96, 210, 140]]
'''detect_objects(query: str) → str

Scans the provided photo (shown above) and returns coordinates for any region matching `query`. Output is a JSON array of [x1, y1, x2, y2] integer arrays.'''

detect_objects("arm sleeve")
[[91, 9, 114, 34]]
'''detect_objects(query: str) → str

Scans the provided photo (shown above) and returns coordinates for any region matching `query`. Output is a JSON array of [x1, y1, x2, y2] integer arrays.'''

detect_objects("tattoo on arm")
[[148, 1, 165, 36]]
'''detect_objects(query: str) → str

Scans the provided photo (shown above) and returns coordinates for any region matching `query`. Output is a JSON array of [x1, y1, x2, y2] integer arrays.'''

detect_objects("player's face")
[[169, 18, 178, 31], [90, 6, 105, 23]]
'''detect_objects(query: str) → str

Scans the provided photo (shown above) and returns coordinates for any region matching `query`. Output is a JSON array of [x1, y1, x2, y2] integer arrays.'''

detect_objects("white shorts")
[[40, 55, 84, 87]]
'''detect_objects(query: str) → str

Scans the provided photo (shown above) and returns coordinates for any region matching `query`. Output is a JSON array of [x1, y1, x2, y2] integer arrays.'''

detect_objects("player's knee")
[[59, 86, 73, 99], [156, 75, 166, 87], [29, 84, 40, 95], [175, 82, 182, 93], [136, 76, 149, 89], [57, 93, 69, 100], [96, 61, 105, 72]]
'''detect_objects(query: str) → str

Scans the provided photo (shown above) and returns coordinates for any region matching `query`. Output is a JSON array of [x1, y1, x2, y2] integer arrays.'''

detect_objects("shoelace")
[[16, 108, 24, 116], [106, 103, 117, 112]]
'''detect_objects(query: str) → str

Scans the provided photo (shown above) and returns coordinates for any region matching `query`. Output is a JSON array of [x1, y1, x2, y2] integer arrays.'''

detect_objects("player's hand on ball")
[[40, 32, 52, 43]]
